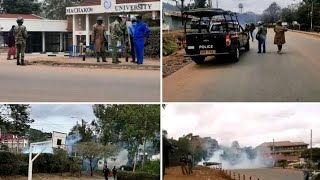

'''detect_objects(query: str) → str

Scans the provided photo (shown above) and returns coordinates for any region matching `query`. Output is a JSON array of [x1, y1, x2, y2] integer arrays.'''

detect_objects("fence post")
[[243, 175, 245, 180], [238, 173, 240, 180], [250, 177, 251, 180], [233, 172, 235, 179]]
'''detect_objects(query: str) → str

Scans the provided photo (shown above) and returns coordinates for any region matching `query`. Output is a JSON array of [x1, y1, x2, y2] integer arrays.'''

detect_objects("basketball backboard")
[[52, 131, 67, 148]]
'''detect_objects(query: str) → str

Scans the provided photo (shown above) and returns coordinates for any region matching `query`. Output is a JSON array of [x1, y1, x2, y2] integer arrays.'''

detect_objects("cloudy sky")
[[29, 104, 95, 134], [162, 103, 320, 148], [164, 0, 303, 14]]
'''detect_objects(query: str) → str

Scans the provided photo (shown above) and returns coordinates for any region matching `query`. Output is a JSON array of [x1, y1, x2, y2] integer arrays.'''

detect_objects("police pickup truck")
[[182, 8, 250, 64]]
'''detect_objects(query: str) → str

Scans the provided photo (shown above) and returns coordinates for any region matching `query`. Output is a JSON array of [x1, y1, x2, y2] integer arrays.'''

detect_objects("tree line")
[[261, 0, 320, 28], [0, 0, 85, 20]]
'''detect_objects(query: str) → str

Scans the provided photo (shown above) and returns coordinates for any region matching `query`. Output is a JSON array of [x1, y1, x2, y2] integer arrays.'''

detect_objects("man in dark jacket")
[[112, 166, 117, 179], [103, 165, 110, 180]]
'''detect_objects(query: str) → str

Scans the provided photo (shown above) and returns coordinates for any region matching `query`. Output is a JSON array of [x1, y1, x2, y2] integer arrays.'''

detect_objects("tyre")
[[230, 46, 240, 62], [191, 57, 205, 64], [244, 41, 250, 51]]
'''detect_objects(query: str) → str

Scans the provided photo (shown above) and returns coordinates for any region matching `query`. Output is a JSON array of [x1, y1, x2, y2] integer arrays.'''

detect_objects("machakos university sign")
[[115, 3, 152, 12], [66, 7, 94, 14]]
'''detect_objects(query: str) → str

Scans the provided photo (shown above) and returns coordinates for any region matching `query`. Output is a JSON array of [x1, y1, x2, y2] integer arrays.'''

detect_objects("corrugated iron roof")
[[259, 141, 308, 147]]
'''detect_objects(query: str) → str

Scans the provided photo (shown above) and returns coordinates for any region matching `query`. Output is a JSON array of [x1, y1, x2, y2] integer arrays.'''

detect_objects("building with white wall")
[[0, 133, 28, 152], [66, 0, 160, 47], [0, 14, 69, 53]]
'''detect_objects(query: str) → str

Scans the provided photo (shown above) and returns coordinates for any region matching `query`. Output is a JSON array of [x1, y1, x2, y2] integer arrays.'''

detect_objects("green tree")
[[74, 141, 118, 176], [261, 2, 282, 23], [281, 8, 296, 23], [93, 105, 160, 171], [69, 119, 93, 142], [0, 0, 41, 14], [42, 0, 84, 20], [27, 128, 51, 144]]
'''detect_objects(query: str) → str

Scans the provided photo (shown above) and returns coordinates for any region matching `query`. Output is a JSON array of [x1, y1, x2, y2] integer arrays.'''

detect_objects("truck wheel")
[[245, 41, 250, 51], [192, 57, 205, 64], [230, 46, 240, 62]]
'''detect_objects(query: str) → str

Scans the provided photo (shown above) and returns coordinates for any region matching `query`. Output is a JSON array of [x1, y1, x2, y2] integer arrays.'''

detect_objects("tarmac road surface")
[[233, 168, 304, 180], [0, 61, 160, 102], [163, 29, 320, 102]]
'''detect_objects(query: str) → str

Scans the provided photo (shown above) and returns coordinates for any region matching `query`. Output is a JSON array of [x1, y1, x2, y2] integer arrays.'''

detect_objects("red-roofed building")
[[257, 141, 308, 162], [0, 133, 28, 152], [66, 0, 160, 46]]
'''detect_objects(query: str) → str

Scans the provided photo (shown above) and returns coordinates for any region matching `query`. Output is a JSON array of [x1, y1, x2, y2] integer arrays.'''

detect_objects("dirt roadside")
[[164, 166, 233, 180], [162, 49, 193, 78]]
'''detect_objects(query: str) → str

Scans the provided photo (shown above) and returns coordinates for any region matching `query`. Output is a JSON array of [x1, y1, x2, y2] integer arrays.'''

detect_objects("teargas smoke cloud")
[[107, 150, 129, 168], [199, 143, 274, 169], [65, 132, 82, 153]]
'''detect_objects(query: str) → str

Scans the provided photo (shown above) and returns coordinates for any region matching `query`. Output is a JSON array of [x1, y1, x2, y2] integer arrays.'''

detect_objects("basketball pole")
[[27, 143, 49, 180]]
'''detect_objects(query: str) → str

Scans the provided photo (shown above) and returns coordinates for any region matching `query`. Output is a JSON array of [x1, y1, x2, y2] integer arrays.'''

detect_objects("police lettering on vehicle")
[[199, 45, 213, 49]]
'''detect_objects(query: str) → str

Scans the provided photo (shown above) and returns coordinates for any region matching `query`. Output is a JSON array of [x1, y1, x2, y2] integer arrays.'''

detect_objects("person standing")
[[112, 166, 117, 180], [92, 16, 107, 62], [14, 17, 28, 66], [257, 22, 267, 53], [103, 165, 110, 180], [110, 16, 123, 64], [250, 23, 255, 42], [274, 21, 288, 54], [128, 18, 137, 63], [6, 25, 16, 60], [187, 153, 193, 175], [133, 15, 151, 65]]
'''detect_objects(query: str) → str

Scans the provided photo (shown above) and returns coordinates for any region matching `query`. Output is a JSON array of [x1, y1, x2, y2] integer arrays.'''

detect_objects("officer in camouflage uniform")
[[92, 16, 107, 62], [14, 17, 28, 66], [120, 17, 129, 62], [110, 16, 123, 64]]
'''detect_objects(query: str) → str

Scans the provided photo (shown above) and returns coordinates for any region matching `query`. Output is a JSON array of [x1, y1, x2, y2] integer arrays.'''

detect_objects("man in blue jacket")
[[133, 15, 151, 65]]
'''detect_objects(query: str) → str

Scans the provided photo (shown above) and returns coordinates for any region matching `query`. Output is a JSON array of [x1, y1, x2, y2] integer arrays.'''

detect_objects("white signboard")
[[66, 6, 104, 15]]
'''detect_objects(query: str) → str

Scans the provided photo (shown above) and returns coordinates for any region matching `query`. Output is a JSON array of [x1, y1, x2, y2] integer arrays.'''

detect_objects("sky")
[[29, 104, 95, 134], [162, 103, 320, 148], [164, 0, 303, 14]]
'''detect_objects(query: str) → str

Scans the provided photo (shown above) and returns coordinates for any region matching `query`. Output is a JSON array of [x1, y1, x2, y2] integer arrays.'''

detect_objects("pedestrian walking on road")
[[274, 21, 288, 54], [256, 22, 267, 53], [180, 154, 189, 175], [92, 16, 107, 63], [133, 15, 151, 65], [110, 16, 123, 64], [103, 165, 110, 180], [128, 18, 137, 63], [187, 152, 193, 175], [112, 166, 117, 180], [6, 25, 17, 60], [14, 17, 28, 66]]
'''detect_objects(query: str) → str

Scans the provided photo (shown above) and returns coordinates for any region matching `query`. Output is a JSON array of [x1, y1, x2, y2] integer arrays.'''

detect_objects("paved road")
[[233, 168, 304, 180], [0, 61, 160, 102], [163, 30, 320, 102]]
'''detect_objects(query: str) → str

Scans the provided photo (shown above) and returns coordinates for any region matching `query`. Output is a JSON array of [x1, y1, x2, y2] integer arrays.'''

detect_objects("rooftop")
[[259, 141, 308, 147], [0, 14, 44, 19], [80, 0, 100, 6]]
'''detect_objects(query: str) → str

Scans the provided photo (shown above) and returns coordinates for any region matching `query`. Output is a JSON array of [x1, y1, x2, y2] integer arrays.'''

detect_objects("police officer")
[[133, 15, 151, 65], [257, 22, 267, 53], [14, 17, 28, 66], [92, 16, 107, 62], [110, 16, 123, 64]]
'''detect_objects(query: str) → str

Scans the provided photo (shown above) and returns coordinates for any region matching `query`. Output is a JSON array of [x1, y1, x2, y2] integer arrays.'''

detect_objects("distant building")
[[0, 13, 70, 53], [163, 11, 193, 30], [257, 141, 308, 163], [0, 133, 28, 152]]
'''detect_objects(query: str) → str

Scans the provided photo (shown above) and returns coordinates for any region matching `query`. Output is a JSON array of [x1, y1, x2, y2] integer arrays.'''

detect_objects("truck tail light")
[[182, 36, 187, 44], [225, 34, 231, 47]]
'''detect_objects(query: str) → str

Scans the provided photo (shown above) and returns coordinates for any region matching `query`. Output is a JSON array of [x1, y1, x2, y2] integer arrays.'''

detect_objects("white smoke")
[[199, 147, 273, 169], [107, 149, 129, 168], [66, 133, 82, 154]]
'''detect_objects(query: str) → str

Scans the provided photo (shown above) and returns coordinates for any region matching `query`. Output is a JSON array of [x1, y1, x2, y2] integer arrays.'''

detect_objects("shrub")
[[137, 160, 160, 175], [0, 151, 19, 175], [17, 162, 28, 176], [163, 33, 179, 56], [145, 27, 160, 58], [117, 171, 160, 180]]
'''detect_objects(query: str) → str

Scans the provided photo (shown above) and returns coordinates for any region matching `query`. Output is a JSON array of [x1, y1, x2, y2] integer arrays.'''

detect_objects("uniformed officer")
[[133, 15, 151, 65], [92, 16, 107, 62], [110, 16, 123, 64], [14, 17, 28, 66]]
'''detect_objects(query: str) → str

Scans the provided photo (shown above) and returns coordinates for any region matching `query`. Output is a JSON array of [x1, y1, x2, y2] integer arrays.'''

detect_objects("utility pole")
[[216, 0, 219, 8], [311, 0, 314, 31], [273, 138, 275, 167], [310, 129, 313, 163]]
